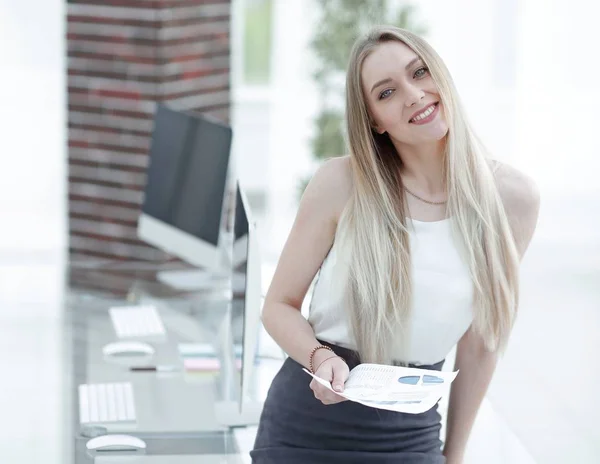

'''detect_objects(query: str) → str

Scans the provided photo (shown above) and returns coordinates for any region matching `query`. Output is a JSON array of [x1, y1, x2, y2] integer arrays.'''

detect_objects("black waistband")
[[317, 339, 445, 371]]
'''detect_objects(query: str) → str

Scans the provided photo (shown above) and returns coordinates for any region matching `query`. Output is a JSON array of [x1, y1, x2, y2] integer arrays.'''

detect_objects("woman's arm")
[[442, 329, 498, 462], [443, 163, 540, 462], [261, 157, 352, 370]]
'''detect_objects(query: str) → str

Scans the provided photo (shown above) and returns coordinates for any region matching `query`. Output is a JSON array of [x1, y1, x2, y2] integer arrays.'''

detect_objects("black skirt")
[[251, 340, 446, 463]]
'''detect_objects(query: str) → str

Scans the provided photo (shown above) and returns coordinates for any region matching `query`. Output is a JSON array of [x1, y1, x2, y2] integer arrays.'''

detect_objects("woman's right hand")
[[309, 352, 350, 405]]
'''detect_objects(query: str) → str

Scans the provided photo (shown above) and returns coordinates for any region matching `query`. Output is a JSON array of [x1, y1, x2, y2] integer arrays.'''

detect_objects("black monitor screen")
[[142, 104, 232, 247], [233, 183, 249, 241], [142, 105, 194, 223]]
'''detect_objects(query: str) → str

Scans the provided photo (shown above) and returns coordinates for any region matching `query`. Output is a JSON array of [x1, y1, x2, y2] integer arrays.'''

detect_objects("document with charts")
[[304, 363, 458, 414]]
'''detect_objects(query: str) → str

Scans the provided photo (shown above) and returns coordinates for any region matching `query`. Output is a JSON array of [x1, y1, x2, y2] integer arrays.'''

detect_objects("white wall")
[[0, 4, 67, 462], [516, 0, 600, 193], [0, 0, 66, 254]]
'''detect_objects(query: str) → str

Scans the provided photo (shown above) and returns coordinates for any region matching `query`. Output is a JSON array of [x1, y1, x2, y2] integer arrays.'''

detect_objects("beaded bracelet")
[[309, 345, 334, 373]]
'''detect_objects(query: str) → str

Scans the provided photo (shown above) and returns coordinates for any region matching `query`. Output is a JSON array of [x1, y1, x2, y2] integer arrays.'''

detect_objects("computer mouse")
[[86, 434, 146, 451], [102, 341, 155, 357]]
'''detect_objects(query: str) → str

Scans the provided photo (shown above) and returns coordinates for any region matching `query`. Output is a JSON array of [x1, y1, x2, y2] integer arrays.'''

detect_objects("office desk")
[[67, 260, 249, 463]]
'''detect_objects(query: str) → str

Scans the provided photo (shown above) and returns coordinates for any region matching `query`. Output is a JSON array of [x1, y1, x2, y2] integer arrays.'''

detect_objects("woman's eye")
[[414, 66, 429, 79], [379, 89, 393, 100]]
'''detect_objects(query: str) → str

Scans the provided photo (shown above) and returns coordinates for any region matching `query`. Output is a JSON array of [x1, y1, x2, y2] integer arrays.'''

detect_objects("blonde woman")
[[251, 25, 539, 464]]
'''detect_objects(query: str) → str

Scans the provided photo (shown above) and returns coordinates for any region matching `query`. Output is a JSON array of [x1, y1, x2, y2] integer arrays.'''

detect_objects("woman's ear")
[[373, 125, 386, 135], [369, 117, 384, 135]]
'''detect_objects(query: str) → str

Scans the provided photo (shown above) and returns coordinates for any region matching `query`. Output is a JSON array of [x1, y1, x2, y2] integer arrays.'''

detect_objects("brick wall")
[[67, 0, 232, 294]]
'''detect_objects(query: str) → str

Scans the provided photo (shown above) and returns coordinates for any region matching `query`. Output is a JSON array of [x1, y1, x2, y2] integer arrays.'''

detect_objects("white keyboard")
[[109, 305, 166, 339], [78, 382, 137, 425]]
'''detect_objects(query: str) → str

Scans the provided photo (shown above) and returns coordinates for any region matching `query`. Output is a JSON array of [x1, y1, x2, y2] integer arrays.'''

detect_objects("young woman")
[[250, 25, 540, 464]]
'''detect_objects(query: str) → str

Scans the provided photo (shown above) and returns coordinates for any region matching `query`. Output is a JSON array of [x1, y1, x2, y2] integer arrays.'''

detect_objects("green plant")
[[298, 1, 426, 198]]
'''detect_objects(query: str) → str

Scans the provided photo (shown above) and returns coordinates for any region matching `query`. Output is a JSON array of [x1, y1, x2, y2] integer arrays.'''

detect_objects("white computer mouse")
[[102, 341, 155, 357], [86, 434, 146, 451]]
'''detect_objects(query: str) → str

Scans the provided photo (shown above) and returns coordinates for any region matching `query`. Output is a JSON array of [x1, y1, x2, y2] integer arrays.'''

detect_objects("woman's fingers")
[[310, 381, 345, 404], [309, 357, 350, 405], [330, 358, 350, 393]]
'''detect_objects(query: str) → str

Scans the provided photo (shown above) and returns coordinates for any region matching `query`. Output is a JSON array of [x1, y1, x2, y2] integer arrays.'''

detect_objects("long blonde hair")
[[336, 25, 520, 364]]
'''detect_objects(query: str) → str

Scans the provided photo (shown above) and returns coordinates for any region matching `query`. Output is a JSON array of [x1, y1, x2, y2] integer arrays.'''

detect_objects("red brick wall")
[[68, 0, 231, 260], [67, 0, 232, 293]]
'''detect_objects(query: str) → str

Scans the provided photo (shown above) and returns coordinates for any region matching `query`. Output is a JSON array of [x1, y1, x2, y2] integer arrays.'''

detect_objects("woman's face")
[[361, 41, 448, 146]]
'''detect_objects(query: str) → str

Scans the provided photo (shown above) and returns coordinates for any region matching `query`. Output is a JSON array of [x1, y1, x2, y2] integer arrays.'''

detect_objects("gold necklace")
[[403, 186, 447, 205]]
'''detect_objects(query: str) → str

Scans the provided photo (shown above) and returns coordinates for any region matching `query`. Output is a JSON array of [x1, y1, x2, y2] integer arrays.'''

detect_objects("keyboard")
[[78, 382, 137, 425], [109, 305, 166, 339]]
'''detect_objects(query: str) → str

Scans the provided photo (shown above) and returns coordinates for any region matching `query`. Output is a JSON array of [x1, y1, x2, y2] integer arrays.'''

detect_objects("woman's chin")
[[428, 121, 449, 140], [416, 124, 448, 143]]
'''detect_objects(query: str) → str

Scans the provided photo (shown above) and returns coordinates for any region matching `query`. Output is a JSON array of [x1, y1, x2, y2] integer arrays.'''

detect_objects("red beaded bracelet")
[[309, 345, 334, 373]]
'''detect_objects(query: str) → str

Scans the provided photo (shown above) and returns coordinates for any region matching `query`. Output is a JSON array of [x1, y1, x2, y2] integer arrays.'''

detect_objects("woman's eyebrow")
[[370, 78, 393, 94], [369, 57, 423, 94]]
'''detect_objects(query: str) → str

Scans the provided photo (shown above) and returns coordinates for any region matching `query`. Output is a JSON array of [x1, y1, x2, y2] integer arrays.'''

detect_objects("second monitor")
[[216, 181, 264, 427]]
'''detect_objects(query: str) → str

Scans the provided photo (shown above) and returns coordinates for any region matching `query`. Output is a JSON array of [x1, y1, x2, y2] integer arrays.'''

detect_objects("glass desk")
[[66, 259, 251, 463]]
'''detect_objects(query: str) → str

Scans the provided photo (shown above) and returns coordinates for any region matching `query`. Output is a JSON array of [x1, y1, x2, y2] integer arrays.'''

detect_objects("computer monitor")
[[138, 104, 233, 272], [215, 181, 264, 426]]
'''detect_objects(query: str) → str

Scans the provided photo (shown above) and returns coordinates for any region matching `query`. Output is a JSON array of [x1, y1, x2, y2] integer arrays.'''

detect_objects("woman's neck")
[[393, 138, 446, 195]]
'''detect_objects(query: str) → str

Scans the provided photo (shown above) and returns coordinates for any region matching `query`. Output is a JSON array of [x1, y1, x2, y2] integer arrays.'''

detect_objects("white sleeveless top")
[[307, 218, 474, 365]]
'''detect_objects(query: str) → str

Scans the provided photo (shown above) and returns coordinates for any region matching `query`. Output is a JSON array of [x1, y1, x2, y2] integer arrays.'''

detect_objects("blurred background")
[[0, 0, 598, 462]]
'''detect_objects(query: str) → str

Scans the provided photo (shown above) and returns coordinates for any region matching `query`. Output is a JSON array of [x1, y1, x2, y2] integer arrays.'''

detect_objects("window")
[[242, 0, 273, 85]]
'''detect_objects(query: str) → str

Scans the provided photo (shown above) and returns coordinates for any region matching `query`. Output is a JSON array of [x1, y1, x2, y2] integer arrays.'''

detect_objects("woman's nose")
[[405, 87, 425, 107]]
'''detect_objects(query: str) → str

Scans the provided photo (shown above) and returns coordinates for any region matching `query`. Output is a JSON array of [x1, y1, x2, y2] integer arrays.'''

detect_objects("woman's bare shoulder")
[[490, 159, 541, 256], [311, 155, 353, 223]]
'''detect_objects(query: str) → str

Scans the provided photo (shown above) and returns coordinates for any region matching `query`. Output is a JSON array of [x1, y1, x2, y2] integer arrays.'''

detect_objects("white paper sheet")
[[304, 363, 458, 414]]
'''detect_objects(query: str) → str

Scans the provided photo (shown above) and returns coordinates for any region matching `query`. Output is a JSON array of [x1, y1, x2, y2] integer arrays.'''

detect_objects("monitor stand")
[[214, 400, 264, 427], [156, 240, 232, 291]]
